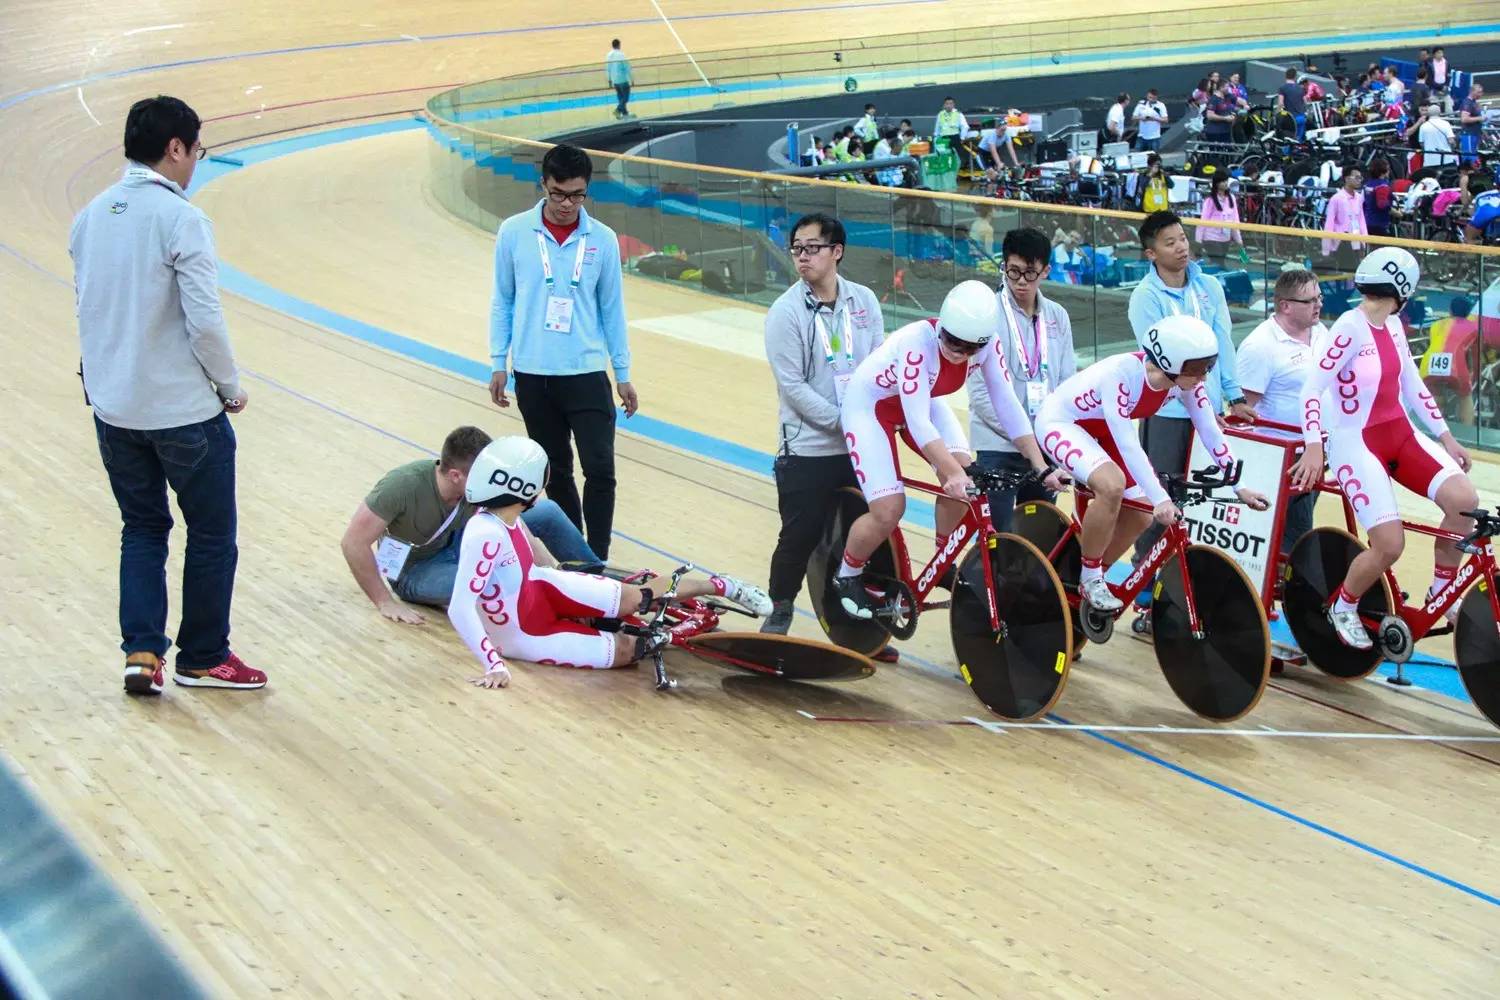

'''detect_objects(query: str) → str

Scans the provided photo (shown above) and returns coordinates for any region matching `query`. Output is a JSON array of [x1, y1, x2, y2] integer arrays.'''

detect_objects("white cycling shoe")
[[1328, 607, 1373, 650], [1080, 576, 1123, 613], [717, 575, 774, 617]]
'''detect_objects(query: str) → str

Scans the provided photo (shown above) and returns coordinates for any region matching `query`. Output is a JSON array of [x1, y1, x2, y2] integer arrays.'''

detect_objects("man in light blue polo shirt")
[[1127, 210, 1254, 567], [489, 144, 635, 560]]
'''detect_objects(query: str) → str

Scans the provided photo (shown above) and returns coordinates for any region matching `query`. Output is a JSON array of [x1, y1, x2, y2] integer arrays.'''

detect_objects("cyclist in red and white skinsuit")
[[1290, 247, 1477, 649], [449, 437, 771, 687], [1035, 314, 1268, 611], [833, 280, 1061, 619]]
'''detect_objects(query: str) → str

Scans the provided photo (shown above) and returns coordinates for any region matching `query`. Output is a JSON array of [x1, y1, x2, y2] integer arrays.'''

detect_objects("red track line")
[[1266, 681, 1500, 767]]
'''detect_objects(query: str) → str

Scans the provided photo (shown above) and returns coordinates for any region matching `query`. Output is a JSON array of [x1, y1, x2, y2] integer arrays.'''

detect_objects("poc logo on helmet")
[[1381, 260, 1413, 298], [1147, 326, 1171, 368], [488, 469, 539, 498]]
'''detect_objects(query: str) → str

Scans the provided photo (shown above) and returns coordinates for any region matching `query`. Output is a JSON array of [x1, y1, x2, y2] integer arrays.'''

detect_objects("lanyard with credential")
[[418, 502, 464, 549], [1001, 289, 1047, 381], [813, 302, 853, 367], [536, 230, 588, 297]]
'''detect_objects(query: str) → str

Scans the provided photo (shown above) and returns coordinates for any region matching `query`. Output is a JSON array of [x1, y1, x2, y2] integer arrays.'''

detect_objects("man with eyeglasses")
[[760, 213, 889, 641], [968, 227, 1077, 532], [71, 95, 266, 694], [1235, 268, 1327, 554], [489, 143, 634, 561]]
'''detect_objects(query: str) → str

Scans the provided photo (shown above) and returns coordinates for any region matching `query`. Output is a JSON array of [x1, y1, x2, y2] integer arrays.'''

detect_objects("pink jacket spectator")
[[1322, 188, 1368, 255], [1196, 194, 1243, 244]]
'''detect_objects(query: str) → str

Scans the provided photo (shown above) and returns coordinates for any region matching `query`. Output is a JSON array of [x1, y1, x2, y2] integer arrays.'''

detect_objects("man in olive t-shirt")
[[340, 426, 601, 624]]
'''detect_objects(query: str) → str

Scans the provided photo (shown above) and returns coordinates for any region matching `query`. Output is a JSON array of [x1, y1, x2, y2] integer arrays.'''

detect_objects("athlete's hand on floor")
[[378, 600, 426, 625], [470, 666, 512, 689]]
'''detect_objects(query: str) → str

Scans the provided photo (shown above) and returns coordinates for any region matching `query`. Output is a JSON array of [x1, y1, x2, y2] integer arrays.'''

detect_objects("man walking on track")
[[606, 39, 633, 119], [489, 143, 635, 561], [71, 95, 266, 695]]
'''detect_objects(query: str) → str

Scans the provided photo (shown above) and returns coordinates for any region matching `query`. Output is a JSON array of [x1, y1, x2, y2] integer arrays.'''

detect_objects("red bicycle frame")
[[1048, 490, 1208, 633], [888, 473, 1003, 631]]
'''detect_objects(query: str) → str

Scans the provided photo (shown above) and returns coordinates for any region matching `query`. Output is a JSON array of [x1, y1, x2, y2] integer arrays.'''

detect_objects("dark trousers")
[[514, 371, 617, 560], [768, 454, 858, 602], [94, 412, 238, 669], [975, 450, 1057, 533], [614, 83, 631, 115], [1281, 488, 1318, 557], [1132, 414, 1194, 562]]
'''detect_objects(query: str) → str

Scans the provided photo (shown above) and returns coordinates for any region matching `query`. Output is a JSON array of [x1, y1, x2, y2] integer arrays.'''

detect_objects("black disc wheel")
[[805, 487, 895, 657], [681, 633, 876, 682], [1151, 545, 1271, 721], [1009, 500, 1086, 651], [950, 535, 1073, 721], [1455, 587, 1500, 729], [1282, 527, 1392, 679]]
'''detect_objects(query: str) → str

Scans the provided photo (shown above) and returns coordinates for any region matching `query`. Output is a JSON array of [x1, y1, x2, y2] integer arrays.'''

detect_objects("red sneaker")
[[123, 652, 164, 696], [872, 645, 900, 664], [174, 653, 268, 690]]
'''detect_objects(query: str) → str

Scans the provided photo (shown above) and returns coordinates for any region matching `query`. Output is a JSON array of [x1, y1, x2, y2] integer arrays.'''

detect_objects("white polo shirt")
[[1236, 315, 1326, 434]]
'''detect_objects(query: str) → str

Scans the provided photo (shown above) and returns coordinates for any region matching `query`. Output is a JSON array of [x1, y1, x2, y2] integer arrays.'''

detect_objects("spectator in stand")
[[1412, 103, 1458, 171], [1227, 72, 1249, 109], [874, 128, 904, 187], [1363, 158, 1394, 237], [1133, 89, 1168, 151], [1382, 66, 1405, 107], [899, 128, 917, 156], [1459, 83, 1486, 167], [1276, 68, 1307, 141], [1139, 153, 1170, 213], [1410, 67, 1432, 115], [1431, 47, 1452, 112], [1322, 164, 1367, 262], [1302, 75, 1325, 104], [1417, 48, 1432, 79], [1195, 175, 1243, 262], [1203, 80, 1236, 143], [808, 135, 827, 165], [1191, 77, 1211, 107], [856, 103, 879, 144], [832, 125, 854, 160], [1106, 92, 1130, 145], [898, 118, 914, 140], [935, 95, 970, 168]]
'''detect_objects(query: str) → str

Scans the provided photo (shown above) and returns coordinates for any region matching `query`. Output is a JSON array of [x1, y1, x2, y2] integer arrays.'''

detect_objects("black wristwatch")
[[1228, 396, 1247, 407]]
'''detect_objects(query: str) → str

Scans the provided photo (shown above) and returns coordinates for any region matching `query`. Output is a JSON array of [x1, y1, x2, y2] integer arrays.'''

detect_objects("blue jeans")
[[614, 83, 631, 115], [1134, 136, 1160, 152], [975, 450, 1057, 533], [1293, 113, 1306, 142], [393, 498, 601, 607], [94, 413, 238, 669]]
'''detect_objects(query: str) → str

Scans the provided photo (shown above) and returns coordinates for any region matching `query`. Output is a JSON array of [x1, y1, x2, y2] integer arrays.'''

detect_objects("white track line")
[[959, 716, 1500, 741], [75, 87, 100, 126], [122, 23, 184, 36]]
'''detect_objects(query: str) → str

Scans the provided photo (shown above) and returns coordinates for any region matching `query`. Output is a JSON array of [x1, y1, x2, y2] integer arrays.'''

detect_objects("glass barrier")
[[426, 6, 1500, 449], [426, 129, 1500, 448]]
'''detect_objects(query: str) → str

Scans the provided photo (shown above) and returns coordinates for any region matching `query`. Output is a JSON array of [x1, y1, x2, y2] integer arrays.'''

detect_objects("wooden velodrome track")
[[3, 1, 1500, 996]]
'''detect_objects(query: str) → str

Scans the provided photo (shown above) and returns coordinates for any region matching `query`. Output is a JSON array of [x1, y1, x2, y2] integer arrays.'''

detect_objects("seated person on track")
[[1290, 247, 1478, 649], [1034, 315, 1269, 613], [834, 279, 1063, 620], [450, 436, 772, 688]]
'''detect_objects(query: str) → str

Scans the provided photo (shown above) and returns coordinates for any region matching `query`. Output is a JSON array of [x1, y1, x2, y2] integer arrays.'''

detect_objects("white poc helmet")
[[1142, 314, 1219, 377], [1354, 246, 1420, 305], [937, 279, 1001, 345], [465, 436, 549, 506]]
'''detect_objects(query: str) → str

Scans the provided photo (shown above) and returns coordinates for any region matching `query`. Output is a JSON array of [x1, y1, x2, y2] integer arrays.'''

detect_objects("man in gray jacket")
[[72, 96, 265, 696], [761, 213, 886, 640], [967, 227, 1077, 531]]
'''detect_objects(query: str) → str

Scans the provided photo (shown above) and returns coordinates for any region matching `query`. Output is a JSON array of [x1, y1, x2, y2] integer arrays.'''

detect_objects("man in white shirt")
[[71, 96, 266, 694], [1132, 89, 1168, 151], [1414, 104, 1457, 169], [855, 103, 879, 144], [1235, 268, 1326, 554], [1105, 92, 1130, 145]]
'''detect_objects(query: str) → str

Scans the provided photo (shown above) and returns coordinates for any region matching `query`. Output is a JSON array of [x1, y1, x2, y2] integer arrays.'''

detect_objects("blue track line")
[[1049, 711, 1500, 908]]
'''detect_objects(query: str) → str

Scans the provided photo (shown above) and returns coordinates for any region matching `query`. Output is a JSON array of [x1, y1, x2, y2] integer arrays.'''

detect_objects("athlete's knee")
[[1088, 465, 1126, 505], [1439, 475, 1480, 515], [1367, 523, 1405, 564], [868, 494, 906, 531]]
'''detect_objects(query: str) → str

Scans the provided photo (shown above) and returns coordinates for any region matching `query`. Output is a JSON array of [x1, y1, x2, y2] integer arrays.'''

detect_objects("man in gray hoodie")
[[72, 96, 265, 696], [761, 213, 886, 639]]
